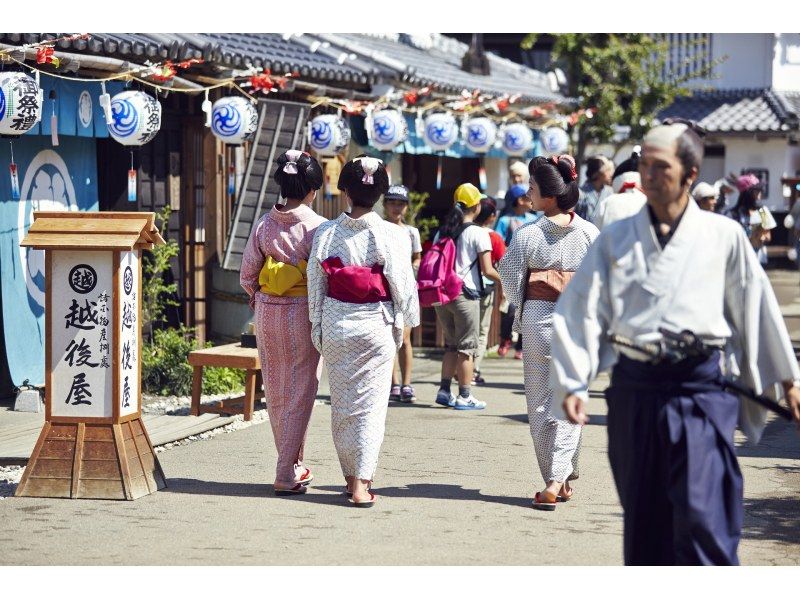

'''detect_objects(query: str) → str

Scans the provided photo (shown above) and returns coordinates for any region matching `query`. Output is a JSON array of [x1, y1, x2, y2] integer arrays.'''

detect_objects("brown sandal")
[[532, 491, 557, 511]]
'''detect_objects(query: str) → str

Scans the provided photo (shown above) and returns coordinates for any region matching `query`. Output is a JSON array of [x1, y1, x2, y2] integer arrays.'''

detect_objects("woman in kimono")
[[240, 150, 326, 496], [498, 155, 599, 510], [307, 156, 420, 507]]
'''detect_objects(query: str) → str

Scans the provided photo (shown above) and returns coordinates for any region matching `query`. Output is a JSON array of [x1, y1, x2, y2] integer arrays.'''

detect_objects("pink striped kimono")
[[240, 204, 327, 486]]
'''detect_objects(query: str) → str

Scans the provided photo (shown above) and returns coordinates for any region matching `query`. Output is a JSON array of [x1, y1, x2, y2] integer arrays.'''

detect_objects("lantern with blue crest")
[[0, 72, 43, 135], [108, 90, 161, 146], [500, 122, 533, 157], [368, 108, 408, 152], [423, 112, 458, 152], [308, 114, 351, 157], [211, 96, 259, 145], [462, 117, 497, 154], [541, 126, 570, 155]]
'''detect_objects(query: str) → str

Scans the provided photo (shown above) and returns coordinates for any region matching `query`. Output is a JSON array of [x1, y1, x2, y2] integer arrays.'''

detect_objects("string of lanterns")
[[1, 35, 591, 167]]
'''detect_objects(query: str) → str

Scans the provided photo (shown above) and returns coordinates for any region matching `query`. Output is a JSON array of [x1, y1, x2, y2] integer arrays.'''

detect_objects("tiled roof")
[[775, 90, 800, 121], [0, 33, 379, 85], [658, 88, 797, 134], [305, 33, 566, 104]]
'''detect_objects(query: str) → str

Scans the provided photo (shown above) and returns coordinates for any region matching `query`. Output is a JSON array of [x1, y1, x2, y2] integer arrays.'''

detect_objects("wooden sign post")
[[15, 212, 167, 500]]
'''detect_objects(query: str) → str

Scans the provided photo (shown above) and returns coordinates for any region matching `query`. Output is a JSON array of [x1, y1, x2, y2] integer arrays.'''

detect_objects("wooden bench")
[[188, 343, 262, 421]]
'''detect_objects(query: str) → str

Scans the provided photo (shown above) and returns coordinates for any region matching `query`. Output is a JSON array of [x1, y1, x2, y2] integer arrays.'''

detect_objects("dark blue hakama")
[[606, 353, 743, 565]]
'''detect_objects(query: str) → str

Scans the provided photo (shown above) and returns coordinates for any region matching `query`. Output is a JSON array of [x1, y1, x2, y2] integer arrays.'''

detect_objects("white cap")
[[693, 182, 717, 200]]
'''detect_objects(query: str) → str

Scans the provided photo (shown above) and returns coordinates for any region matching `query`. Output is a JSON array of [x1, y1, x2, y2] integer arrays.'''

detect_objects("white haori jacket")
[[550, 198, 800, 443]]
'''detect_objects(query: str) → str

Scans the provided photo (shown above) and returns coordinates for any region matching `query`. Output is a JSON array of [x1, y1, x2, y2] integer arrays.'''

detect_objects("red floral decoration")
[[36, 46, 60, 68]]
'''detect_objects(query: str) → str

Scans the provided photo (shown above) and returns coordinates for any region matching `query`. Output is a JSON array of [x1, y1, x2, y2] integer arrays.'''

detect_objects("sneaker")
[[514, 350, 523, 360], [400, 385, 416, 403], [390, 384, 402, 401], [453, 394, 487, 410], [473, 372, 486, 385], [435, 389, 457, 408], [497, 340, 512, 358]]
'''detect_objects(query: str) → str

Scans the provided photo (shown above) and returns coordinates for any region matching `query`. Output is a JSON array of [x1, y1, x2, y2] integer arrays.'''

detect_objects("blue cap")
[[509, 184, 528, 199]]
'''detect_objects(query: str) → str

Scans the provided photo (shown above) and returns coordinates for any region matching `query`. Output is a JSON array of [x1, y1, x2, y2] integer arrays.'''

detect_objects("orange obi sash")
[[259, 256, 308, 297], [525, 268, 575, 302]]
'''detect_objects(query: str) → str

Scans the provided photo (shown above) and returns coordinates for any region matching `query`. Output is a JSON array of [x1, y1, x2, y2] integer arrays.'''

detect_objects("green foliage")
[[202, 364, 246, 395], [142, 326, 245, 397], [141, 326, 195, 396], [141, 206, 179, 337], [528, 34, 723, 165], [407, 191, 439, 243]]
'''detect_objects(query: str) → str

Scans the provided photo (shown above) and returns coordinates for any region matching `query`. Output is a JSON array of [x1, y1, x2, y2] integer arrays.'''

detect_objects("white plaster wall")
[[773, 33, 800, 91], [689, 33, 774, 90], [484, 157, 506, 197]]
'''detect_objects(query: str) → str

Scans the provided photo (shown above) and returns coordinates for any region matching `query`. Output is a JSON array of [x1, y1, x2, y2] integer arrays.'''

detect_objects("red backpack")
[[417, 224, 472, 307]]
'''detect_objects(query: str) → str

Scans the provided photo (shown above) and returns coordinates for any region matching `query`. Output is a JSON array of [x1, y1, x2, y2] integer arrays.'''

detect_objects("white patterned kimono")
[[498, 214, 599, 484], [550, 199, 800, 443], [307, 211, 420, 480]]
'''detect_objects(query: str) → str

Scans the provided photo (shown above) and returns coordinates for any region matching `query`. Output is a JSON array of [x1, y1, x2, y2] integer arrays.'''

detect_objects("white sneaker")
[[435, 389, 457, 408], [453, 394, 487, 410]]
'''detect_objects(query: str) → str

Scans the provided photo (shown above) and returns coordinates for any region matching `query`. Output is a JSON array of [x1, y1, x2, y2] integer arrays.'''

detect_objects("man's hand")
[[563, 394, 589, 425], [786, 386, 800, 431]]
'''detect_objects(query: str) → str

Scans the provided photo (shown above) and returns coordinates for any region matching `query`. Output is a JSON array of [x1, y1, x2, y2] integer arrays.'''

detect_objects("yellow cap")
[[454, 183, 482, 209]]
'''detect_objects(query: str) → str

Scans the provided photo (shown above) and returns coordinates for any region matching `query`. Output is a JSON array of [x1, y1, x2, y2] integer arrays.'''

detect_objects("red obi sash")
[[321, 256, 391, 304]]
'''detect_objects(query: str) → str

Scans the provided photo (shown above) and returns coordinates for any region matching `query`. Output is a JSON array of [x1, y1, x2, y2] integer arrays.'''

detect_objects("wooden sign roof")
[[20, 211, 166, 251]]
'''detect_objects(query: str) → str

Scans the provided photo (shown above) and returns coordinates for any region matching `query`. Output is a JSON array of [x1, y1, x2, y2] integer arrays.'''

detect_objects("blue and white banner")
[[0, 136, 99, 386]]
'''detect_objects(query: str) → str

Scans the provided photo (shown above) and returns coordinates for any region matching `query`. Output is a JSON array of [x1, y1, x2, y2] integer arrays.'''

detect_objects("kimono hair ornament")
[[353, 156, 383, 185], [550, 154, 578, 181], [282, 149, 305, 175]]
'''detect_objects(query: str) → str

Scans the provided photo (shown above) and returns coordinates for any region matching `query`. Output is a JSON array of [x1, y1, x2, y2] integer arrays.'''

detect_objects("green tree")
[[522, 34, 722, 167]]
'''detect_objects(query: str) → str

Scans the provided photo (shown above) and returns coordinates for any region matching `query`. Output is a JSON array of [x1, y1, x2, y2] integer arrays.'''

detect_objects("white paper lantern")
[[423, 112, 458, 152], [369, 108, 408, 151], [463, 117, 497, 154], [0, 72, 42, 136], [211, 97, 259, 145], [541, 126, 570, 155], [107, 91, 161, 146], [501, 122, 534, 157], [308, 114, 351, 156]]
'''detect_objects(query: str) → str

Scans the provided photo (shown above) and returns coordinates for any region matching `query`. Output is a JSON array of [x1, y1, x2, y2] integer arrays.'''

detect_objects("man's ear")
[[682, 165, 700, 187]]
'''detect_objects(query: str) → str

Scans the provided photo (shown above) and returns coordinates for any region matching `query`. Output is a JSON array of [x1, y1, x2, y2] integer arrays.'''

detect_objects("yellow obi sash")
[[259, 256, 308, 297]]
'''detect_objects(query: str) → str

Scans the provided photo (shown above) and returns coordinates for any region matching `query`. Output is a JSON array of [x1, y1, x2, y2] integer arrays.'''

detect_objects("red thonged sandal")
[[298, 467, 314, 486]]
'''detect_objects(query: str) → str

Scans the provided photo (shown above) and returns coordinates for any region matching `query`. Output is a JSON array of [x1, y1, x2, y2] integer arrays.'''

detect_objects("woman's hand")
[[563, 394, 589, 425]]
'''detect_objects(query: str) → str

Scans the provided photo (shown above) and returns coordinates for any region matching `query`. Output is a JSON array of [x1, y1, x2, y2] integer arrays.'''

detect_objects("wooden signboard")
[[15, 212, 167, 500]]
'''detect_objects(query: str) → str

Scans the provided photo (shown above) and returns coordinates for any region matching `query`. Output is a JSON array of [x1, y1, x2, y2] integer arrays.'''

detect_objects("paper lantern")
[[107, 91, 162, 146], [423, 112, 458, 152], [541, 126, 570, 155], [369, 108, 408, 151], [0, 72, 42, 135], [463, 117, 497, 154], [308, 114, 351, 156], [501, 122, 533, 157], [211, 96, 259, 145]]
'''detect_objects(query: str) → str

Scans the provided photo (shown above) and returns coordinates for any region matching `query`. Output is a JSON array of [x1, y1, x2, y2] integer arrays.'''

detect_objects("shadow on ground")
[[163, 479, 536, 509], [736, 419, 800, 460], [743, 490, 800, 545]]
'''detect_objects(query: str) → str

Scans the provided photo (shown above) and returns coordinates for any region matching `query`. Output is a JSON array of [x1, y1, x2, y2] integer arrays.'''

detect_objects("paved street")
[[1, 271, 799, 566]]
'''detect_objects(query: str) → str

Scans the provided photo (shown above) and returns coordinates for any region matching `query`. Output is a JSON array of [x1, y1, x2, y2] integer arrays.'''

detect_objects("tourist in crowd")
[[307, 156, 419, 507], [594, 147, 647, 229], [495, 184, 538, 359], [473, 196, 506, 385], [575, 155, 614, 224], [727, 174, 776, 265], [433, 183, 501, 410], [692, 181, 718, 211], [240, 150, 326, 496], [383, 184, 422, 403]]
